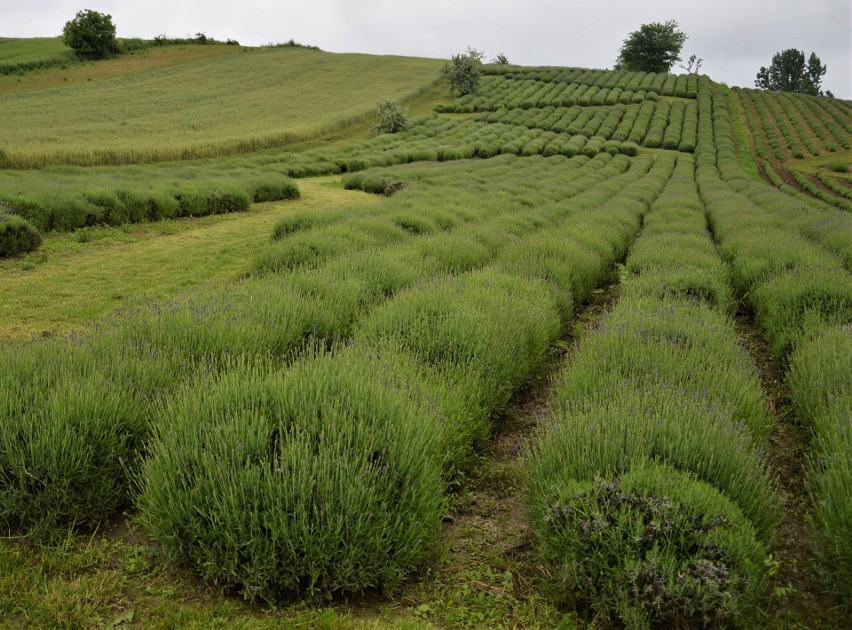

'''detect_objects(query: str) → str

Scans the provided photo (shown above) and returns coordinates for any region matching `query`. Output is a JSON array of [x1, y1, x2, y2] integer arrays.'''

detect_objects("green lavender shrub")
[[528, 462, 769, 628], [0, 212, 42, 257], [137, 350, 446, 600]]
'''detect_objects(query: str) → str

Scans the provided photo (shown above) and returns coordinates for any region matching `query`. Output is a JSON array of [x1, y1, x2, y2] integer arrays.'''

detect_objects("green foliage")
[[530, 463, 769, 628], [137, 352, 446, 600], [0, 212, 42, 257], [248, 177, 300, 203], [343, 173, 405, 196], [61, 9, 118, 60], [615, 20, 687, 73], [0, 339, 155, 540], [441, 49, 482, 96], [827, 158, 849, 173], [787, 326, 852, 601], [755, 49, 827, 96], [373, 99, 410, 135]]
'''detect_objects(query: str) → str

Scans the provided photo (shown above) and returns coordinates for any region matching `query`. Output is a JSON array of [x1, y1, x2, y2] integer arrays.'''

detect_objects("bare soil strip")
[[733, 308, 848, 628], [397, 273, 623, 626]]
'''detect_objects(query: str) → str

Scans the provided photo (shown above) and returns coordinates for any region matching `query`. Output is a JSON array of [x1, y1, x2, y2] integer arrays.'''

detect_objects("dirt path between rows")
[[734, 309, 848, 628]]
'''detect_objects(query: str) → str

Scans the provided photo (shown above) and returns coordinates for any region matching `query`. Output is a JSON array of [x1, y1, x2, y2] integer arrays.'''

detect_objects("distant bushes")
[[0, 178, 299, 238], [248, 177, 301, 203], [343, 173, 405, 196]]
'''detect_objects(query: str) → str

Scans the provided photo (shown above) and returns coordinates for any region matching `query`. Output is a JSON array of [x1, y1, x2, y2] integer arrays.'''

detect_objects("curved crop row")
[[798, 95, 852, 151], [477, 105, 627, 139], [481, 65, 698, 99], [697, 83, 852, 598], [816, 172, 852, 200], [437, 77, 659, 114], [0, 152, 651, 539], [528, 153, 777, 627], [0, 177, 299, 253], [0, 115, 635, 244], [788, 169, 852, 211], [135, 153, 676, 599]]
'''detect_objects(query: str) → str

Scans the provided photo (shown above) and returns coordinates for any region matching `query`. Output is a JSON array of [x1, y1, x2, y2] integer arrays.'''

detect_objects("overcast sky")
[[3, 0, 851, 98]]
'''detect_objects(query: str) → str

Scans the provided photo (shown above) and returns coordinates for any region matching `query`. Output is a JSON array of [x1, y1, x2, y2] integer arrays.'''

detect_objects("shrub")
[[0, 212, 42, 257], [529, 463, 769, 627], [827, 158, 849, 173], [0, 340, 150, 540], [175, 187, 250, 217], [85, 190, 129, 225], [343, 173, 405, 196], [146, 192, 179, 221], [137, 351, 446, 600], [62, 9, 119, 60], [620, 141, 640, 156], [373, 99, 409, 135], [441, 49, 482, 96], [249, 178, 300, 202]]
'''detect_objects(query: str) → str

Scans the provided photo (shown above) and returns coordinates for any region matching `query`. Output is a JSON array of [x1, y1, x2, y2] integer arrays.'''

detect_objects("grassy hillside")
[[0, 46, 443, 167], [0, 42, 240, 92], [0, 37, 74, 73], [1, 45, 850, 628]]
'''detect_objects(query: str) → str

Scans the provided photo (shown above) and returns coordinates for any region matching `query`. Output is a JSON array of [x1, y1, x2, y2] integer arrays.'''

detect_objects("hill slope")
[[0, 47, 850, 628], [0, 45, 442, 167]]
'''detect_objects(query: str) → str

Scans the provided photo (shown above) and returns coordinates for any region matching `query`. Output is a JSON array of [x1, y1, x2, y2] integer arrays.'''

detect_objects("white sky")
[[2, 0, 851, 98]]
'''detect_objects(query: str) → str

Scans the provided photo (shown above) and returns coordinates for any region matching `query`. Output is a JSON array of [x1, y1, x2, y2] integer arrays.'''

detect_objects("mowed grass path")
[[0, 178, 379, 338], [0, 47, 443, 167]]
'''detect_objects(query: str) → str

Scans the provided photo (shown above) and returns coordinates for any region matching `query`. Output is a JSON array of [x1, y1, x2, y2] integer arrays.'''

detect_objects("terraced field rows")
[[528, 152, 779, 626], [733, 86, 852, 210], [1, 47, 851, 626]]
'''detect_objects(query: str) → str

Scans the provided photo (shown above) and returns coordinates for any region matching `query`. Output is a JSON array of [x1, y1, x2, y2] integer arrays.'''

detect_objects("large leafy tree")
[[615, 20, 687, 73], [755, 49, 828, 96], [62, 9, 118, 60]]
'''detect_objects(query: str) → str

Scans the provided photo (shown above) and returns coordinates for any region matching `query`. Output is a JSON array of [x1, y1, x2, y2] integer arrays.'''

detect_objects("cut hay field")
[[1, 39, 850, 629], [0, 46, 443, 167]]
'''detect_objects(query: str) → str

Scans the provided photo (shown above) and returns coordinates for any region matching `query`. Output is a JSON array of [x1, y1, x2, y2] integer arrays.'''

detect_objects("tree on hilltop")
[[62, 9, 118, 60], [755, 49, 828, 96], [441, 47, 484, 96], [615, 20, 687, 73]]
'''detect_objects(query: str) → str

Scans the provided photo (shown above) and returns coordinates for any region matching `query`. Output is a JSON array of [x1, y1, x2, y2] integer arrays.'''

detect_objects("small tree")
[[373, 99, 409, 134], [492, 52, 510, 65], [441, 47, 483, 96], [679, 54, 703, 74], [755, 49, 827, 96], [615, 20, 687, 73], [61, 9, 118, 60]]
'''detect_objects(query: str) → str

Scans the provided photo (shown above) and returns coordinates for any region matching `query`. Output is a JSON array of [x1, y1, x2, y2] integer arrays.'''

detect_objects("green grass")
[[0, 37, 75, 73], [1, 53, 850, 626], [0, 178, 375, 339], [0, 48, 443, 167]]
